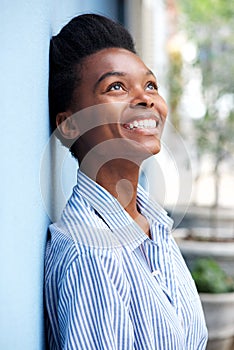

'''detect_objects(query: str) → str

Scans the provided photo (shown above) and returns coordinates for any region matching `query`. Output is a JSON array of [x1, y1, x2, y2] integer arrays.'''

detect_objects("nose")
[[129, 89, 154, 109]]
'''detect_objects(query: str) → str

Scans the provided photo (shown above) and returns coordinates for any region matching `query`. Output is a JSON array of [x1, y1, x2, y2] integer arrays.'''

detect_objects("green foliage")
[[194, 110, 234, 160], [177, 0, 234, 206], [178, 0, 234, 94], [178, 0, 234, 25], [168, 50, 183, 130], [191, 258, 234, 293]]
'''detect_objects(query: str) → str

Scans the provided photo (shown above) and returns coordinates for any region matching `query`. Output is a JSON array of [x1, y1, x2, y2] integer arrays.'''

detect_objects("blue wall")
[[0, 1, 118, 349]]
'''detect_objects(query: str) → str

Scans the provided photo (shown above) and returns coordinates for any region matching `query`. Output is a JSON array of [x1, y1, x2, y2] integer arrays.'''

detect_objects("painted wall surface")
[[0, 1, 118, 349]]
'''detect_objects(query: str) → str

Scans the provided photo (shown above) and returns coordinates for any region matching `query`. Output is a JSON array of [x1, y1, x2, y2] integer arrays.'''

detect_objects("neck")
[[80, 158, 139, 214], [80, 158, 151, 237]]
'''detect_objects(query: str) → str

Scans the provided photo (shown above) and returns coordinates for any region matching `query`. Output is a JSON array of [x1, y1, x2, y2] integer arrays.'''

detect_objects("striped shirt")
[[45, 170, 208, 350]]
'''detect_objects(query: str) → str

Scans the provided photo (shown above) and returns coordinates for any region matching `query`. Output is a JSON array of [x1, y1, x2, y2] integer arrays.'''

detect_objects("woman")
[[45, 13, 208, 349]]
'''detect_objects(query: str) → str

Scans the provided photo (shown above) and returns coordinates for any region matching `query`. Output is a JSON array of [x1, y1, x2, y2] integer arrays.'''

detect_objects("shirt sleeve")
[[57, 249, 134, 350]]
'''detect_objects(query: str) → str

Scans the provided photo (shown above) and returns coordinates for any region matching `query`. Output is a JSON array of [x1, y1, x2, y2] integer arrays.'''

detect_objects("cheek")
[[91, 102, 127, 128], [73, 103, 125, 140]]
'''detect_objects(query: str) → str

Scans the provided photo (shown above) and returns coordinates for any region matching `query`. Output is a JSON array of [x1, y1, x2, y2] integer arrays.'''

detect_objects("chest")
[[124, 240, 180, 315], [121, 239, 207, 348]]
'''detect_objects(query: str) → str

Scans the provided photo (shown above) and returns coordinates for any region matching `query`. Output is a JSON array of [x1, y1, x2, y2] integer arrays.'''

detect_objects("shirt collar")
[[73, 170, 145, 250], [71, 170, 173, 251], [136, 185, 174, 231]]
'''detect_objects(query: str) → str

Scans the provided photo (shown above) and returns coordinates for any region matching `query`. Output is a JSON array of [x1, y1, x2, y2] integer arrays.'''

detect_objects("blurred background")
[[136, 0, 234, 223], [167, 0, 234, 211], [1, 0, 233, 349]]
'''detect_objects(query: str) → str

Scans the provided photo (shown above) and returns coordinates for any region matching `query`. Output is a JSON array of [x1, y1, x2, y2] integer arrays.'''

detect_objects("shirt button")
[[152, 270, 160, 276]]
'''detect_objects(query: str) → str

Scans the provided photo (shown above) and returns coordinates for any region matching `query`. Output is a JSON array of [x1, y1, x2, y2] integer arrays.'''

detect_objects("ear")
[[56, 111, 80, 139]]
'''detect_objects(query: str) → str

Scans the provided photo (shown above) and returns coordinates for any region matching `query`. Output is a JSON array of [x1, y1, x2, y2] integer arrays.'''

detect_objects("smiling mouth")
[[122, 118, 159, 130]]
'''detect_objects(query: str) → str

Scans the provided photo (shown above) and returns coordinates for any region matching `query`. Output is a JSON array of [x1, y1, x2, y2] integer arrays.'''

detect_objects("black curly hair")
[[49, 13, 136, 139]]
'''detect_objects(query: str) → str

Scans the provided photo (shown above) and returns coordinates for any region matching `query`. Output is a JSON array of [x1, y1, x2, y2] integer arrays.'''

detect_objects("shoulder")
[[45, 224, 124, 283], [45, 226, 130, 301], [44, 226, 79, 287]]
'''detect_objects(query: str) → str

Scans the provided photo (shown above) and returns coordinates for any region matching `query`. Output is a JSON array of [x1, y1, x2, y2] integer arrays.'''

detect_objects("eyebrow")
[[93, 69, 157, 92], [93, 71, 126, 92], [147, 69, 157, 79]]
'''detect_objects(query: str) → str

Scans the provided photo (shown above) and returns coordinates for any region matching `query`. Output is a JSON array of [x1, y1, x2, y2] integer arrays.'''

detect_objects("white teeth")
[[150, 120, 157, 128], [126, 119, 158, 129], [143, 119, 149, 127]]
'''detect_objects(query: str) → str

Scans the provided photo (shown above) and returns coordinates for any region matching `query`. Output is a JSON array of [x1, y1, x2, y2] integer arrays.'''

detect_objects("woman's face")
[[65, 48, 168, 162]]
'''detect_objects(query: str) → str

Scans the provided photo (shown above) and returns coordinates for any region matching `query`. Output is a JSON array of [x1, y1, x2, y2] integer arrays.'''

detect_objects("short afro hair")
[[49, 13, 136, 135]]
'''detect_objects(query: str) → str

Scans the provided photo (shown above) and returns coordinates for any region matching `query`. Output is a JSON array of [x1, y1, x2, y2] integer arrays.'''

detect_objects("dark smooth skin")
[[56, 48, 168, 237]]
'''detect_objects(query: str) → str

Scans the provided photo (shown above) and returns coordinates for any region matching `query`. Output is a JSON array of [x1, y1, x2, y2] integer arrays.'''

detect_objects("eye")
[[107, 82, 124, 91], [146, 81, 158, 91]]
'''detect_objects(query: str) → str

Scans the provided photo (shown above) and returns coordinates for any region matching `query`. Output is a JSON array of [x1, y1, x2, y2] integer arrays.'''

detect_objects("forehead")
[[79, 48, 151, 80]]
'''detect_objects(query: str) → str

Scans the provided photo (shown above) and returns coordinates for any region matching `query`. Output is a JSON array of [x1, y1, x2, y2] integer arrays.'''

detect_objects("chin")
[[144, 139, 162, 156]]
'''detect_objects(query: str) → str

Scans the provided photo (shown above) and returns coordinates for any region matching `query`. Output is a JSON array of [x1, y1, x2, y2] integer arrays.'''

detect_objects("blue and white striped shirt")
[[45, 170, 208, 350]]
